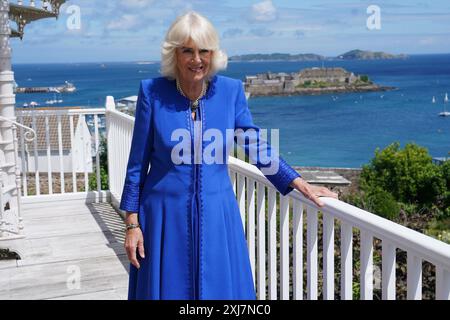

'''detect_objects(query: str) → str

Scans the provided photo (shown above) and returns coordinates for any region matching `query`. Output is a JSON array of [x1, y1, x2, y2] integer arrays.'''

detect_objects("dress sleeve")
[[234, 79, 301, 196], [119, 80, 153, 213]]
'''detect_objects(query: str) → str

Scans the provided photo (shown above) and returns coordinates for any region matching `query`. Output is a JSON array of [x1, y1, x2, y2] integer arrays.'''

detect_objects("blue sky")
[[10, 0, 450, 63]]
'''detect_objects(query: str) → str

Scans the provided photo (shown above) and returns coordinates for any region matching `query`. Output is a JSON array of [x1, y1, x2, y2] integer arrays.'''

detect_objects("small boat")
[[62, 81, 76, 93], [432, 96, 436, 103], [23, 103, 28, 107], [439, 93, 449, 116]]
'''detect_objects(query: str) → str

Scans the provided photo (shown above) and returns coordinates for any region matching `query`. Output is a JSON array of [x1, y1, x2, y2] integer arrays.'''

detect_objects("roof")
[[16, 111, 84, 151], [296, 170, 351, 185], [117, 96, 138, 103]]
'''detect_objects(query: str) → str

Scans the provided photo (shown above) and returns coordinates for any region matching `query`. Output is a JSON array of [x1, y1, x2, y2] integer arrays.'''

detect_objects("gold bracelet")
[[125, 223, 140, 231]]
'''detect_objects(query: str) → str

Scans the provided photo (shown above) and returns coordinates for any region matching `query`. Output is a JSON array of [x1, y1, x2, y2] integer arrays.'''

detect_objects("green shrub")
[[88, 136, 109, 191], [360, 75, 369, 83], [365, 187, 400, 219], [89, 165, 109, 190], [441, 160, 450, 189], [342, 192, 367, 210], [360, 142, 445, 205], [343, 188, 399, 219], [399, 202, 420, 216]]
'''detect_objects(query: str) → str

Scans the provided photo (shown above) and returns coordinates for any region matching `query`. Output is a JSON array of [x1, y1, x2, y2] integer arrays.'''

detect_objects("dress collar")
[[204, 74, 218, 99], [170, 74, 218, 100]]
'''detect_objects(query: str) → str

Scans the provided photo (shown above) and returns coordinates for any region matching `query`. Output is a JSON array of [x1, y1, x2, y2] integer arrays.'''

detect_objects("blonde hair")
[[160, 11, 228, 80]]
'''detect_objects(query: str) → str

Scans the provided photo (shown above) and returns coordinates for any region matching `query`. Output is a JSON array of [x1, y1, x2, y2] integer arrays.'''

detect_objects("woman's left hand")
[[290, 177, 339, 208]]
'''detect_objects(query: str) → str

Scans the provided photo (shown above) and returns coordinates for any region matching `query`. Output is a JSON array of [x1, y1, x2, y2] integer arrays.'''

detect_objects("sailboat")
[[432, 96, 436, 103], [46, 93, 58, 105], [439, 93, 450, 117], [45, 93, 64, 105]]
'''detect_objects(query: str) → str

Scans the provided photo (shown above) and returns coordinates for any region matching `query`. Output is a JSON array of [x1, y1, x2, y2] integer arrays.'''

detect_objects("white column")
[[0, 0, 16, 201], [0, 0, 15, 178], [0, 0, 25, 253]]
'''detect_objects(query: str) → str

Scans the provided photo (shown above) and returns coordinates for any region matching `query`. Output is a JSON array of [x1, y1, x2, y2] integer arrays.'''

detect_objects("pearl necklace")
[[176, 78, 208, 112]]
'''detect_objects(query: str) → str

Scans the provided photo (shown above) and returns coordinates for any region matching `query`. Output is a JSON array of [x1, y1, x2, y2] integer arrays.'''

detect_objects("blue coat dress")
[[119, 74, 301, 300]]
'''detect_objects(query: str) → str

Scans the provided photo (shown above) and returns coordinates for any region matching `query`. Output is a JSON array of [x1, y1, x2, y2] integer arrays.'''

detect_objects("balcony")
[[0, 98, 449, 300]]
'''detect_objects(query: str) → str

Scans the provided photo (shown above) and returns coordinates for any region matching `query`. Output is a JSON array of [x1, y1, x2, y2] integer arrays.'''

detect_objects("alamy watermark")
[[170, 128, 281, 175], [367, 5, 381, 30], [66, 5, 81, 30], [66, 265, 81, 290]]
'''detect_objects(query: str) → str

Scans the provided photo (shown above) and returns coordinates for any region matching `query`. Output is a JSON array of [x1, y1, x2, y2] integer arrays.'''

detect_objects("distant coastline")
[[230, 49, 408, 62]]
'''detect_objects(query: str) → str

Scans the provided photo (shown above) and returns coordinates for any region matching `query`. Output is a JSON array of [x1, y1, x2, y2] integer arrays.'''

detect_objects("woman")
[[120, 11, 338, 300]]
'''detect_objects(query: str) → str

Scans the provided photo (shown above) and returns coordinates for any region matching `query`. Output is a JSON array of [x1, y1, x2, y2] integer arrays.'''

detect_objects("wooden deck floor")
[[0, 199, 129, 300]]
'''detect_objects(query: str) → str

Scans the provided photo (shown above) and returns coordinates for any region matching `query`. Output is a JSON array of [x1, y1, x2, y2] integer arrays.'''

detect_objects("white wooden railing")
[[105, 97, 135, 210], [15, 108, 107, 199], [104, 97, 450, 300], [228, 157, 450, 300]]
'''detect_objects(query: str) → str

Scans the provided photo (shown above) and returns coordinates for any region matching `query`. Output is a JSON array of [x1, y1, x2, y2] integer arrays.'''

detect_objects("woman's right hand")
[[125, 228, 145, 269], [124, 214, 145, 269]]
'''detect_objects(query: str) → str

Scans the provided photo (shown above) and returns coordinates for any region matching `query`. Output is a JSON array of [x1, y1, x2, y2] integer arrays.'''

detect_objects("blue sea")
[[13, 54, 450, 168]]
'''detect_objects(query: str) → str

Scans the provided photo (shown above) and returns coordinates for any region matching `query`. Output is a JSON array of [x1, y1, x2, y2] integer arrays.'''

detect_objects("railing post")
[[105, 96, 115, 198], [340, 221, 353, 300], [256, 182, 266, 300], [306, 205, 318, 300], [436, 266, 450, 300], [382, 241, 396, 300], [105, 96, 116, 112], [280, 195, 290, 300], [360, 230, 374, 300], [323, 212, 335, 300], [292, 199, 303, 300], [246, 177, 256, 288], [407, 253, 422, 300], [267, 188, 277, 300]]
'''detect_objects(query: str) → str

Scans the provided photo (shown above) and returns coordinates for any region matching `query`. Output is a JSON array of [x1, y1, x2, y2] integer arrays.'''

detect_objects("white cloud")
[[106, 14, 141, 31], [250, 0, 277, 22]]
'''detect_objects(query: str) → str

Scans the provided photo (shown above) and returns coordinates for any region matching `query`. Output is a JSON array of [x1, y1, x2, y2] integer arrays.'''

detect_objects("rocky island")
[[229, 49, 408, 62], [245, 67, 395, 97], [336, 49, 407, 60]]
